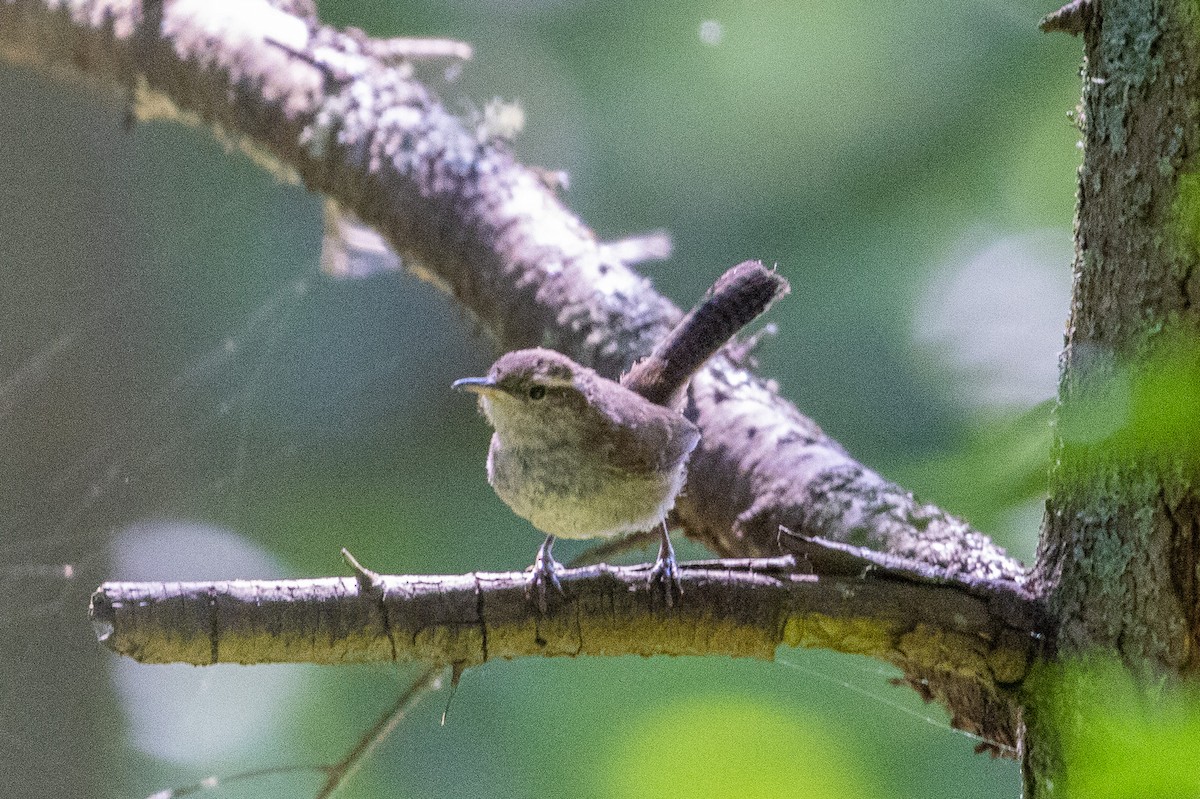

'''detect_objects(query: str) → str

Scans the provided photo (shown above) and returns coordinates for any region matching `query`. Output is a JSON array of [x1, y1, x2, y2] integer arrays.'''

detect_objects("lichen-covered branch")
[[0, 0, 1025, 585], [91, 550, 1034, 752]]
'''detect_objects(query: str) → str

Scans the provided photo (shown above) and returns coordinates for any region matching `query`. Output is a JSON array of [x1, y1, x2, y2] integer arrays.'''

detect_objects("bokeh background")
[[0, 1, 1082, 797]]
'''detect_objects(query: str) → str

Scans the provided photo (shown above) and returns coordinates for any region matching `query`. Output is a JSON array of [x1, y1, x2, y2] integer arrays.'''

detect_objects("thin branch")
[[130, 670, 441, 798], [141, 763, 327, 799], [1040, 0, 1092, 36], [354, 33, 473, 63], [313, 667, 442, 799]]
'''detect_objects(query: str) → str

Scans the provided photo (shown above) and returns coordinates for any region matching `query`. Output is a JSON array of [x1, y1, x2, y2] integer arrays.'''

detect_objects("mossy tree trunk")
[[1026, 0, 1200, 792]]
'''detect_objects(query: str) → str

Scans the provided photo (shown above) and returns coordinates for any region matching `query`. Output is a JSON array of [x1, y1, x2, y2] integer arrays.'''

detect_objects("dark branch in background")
[[1040, 0, 1092, 36], [0, 0, 1031, 745]]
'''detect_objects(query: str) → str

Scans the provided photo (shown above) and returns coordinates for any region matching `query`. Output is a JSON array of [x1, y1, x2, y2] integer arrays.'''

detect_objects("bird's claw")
[[527, 535, 565, 613], [648, 525, 684, 608]]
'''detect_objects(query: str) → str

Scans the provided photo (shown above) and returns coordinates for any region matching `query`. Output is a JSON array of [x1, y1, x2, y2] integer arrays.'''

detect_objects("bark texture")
[[90, 550, 1034, 756]]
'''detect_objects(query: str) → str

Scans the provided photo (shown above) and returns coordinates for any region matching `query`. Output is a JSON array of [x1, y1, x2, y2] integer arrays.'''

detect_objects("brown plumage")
[[454, 261, 789, 606], [460, 348, 700, 539]]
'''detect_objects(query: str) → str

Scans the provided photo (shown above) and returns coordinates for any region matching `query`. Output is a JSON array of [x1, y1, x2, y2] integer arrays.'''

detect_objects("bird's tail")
[[622, 260, 789, 407]]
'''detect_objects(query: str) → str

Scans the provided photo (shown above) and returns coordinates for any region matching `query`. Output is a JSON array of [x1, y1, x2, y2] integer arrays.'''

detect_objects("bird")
[[454, 261, 789, 609]]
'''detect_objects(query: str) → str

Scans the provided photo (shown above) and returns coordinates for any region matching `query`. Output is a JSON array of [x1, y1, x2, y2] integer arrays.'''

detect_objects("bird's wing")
[[582, 379, 700, 476]]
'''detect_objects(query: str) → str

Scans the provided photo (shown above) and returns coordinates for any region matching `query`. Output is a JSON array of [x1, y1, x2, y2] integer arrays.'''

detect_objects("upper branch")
[[0, 0, 1023, 580]]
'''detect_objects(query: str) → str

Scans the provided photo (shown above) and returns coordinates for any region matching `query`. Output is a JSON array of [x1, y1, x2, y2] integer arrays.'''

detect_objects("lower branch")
[[91, 549, 1036, 752]]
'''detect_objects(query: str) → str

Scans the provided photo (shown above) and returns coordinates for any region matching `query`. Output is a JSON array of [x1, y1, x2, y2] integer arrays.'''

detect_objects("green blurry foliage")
[[1059, 331, 1200, 476], [887, 402, 1052, 557], [602, 695, 871, 799], [1171, 170, 1200, 255], [1033, 658, 1200, 798]]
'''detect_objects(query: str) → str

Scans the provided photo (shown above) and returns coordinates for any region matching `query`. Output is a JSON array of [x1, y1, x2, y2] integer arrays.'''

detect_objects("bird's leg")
[[648, 521, 683, 607], [527, 534, 564, 613]]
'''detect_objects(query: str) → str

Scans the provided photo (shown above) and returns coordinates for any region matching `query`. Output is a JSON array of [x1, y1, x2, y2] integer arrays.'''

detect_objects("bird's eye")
[[528, 385, 546, 400]]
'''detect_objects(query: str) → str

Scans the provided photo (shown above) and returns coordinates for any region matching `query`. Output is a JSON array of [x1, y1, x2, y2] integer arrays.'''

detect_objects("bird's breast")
[[486, 433, 687, 540]]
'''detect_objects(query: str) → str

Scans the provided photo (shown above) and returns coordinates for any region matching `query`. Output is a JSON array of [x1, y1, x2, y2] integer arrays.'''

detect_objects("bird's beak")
[[452, 376, 499, 395]]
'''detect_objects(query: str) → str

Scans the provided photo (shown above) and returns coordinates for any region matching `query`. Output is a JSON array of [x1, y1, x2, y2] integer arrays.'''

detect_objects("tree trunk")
[[1027, 0, 1200, 792]]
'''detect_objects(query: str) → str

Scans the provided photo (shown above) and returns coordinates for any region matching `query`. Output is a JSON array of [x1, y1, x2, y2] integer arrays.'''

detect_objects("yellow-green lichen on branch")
[[781, 612, 903, 657]]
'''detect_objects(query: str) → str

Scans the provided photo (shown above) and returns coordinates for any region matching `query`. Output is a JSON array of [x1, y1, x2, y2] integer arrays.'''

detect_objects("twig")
[[314, 668, 442, 799]]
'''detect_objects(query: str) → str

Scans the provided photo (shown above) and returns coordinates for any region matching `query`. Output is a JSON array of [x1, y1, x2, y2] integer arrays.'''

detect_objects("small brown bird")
[[454, 261, 788, 608]]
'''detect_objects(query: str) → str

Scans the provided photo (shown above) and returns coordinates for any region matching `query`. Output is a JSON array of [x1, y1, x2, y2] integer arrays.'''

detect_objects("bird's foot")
[[526, 535, 564, 613], [648, 525, 683, 608]]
